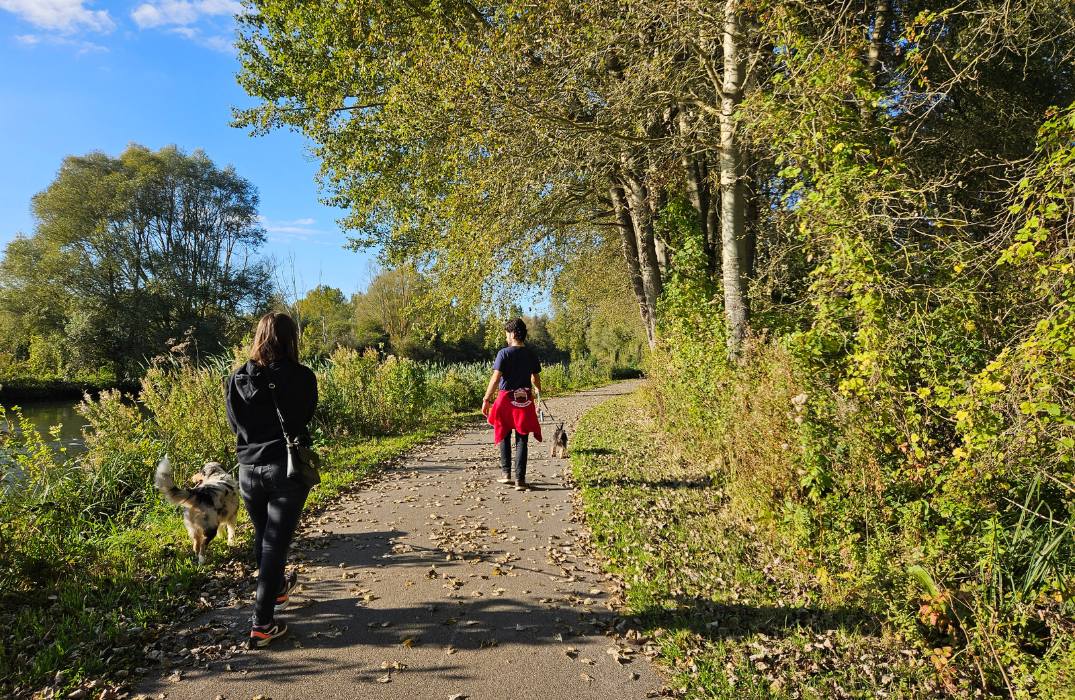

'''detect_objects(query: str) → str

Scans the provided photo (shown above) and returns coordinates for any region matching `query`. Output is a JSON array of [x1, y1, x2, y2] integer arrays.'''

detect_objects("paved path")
[[135, 381, 663, 700]]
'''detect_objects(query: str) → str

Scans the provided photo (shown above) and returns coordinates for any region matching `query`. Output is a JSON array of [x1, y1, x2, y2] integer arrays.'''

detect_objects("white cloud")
[[131, 0, 241, 29], [0, 0, 114, 32], [198, 33, 232, 52], [164, 26, 231, 51], [258, 217, 334, 245], [13, 32, 107, 53]]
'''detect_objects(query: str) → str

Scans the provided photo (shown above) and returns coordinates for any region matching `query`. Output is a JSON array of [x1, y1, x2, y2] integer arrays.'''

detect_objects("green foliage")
[[641, 99, 1075, 695], [0, 144, 270, 379], [316, 348, 428, 438]]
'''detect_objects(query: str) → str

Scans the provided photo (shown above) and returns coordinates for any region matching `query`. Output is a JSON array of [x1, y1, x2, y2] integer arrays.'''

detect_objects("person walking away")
[[225, 312, 318, 648], [482, 318, 542, 490]]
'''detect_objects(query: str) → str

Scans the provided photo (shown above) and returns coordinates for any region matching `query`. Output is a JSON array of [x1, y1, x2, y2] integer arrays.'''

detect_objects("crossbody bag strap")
[[266, 381, 294, 444]]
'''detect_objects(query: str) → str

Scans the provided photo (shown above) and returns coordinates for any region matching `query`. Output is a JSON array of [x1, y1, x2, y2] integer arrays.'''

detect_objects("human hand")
[[482, 398, 491, 417]]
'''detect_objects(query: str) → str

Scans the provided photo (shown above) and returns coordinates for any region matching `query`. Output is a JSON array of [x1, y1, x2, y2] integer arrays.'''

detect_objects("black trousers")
[[499, 430, 529, 483], [239, 464, 309, 626]]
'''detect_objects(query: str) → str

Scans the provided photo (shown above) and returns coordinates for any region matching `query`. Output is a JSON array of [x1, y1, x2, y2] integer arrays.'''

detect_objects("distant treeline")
[[0, 145, 647, 389]]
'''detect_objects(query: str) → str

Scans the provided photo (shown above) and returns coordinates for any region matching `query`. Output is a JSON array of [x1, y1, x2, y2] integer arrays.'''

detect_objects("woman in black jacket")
[[225, 312, 317, 648]]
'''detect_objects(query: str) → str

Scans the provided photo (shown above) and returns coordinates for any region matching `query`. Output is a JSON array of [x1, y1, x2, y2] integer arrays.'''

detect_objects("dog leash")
[[538, 397, 557, 424]]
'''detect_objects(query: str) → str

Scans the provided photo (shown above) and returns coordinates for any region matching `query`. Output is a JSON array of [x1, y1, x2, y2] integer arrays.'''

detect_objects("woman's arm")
[[482, 370, 502, 416], [531, 373, 541, 394]]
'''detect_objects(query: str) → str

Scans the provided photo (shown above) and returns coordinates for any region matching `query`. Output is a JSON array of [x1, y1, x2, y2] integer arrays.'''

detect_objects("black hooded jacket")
[[225, 359, 318, 466]]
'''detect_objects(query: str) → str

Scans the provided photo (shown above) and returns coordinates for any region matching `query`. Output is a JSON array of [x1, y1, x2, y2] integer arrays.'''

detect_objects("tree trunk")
[[623, 172, 664, 326], [867, 0, 892, 79], [720, 0, 749, 352], [610, 184, 657, 350]]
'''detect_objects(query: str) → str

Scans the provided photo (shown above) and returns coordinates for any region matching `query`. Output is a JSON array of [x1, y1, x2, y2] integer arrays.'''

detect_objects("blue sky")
[[0, 0, 374, 297]]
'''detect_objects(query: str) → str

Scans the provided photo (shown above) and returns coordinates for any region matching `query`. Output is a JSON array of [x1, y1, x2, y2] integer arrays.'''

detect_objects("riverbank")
[[0, 377, 140, 404]]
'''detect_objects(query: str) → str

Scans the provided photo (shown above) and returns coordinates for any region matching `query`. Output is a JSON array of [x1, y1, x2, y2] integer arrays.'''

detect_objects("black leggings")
[[239, 464, 309, 626], [499, 430, 529, 482]]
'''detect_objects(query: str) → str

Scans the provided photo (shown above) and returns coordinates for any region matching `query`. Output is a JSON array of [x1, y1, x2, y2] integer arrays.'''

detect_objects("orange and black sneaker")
[[248, 621, 288, 649], [275, 571, 300, 611]]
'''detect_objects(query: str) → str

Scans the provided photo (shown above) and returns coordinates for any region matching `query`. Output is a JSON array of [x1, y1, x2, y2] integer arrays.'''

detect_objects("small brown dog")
[[550, 423, 568, 458], [154, 456, 239, 565]]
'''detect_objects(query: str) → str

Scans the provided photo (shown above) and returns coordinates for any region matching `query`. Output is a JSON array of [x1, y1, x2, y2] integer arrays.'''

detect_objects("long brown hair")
[[250, 313, 299, 366]]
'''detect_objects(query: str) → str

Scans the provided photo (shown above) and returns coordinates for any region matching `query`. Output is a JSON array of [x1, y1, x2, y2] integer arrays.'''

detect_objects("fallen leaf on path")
[[401, 637, 419, 647], [363, 594, 377, 601], [367, 621, 392, 628], [580, 673, 594, 683], [579, 658, 595, 665], [442, 617, 458, 625], [444, 646, 457, 654], [376, 675, 391, 684]]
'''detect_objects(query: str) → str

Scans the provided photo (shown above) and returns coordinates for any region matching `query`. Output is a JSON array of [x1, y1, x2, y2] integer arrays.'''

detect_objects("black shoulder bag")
[[267, 381, 321, 488]]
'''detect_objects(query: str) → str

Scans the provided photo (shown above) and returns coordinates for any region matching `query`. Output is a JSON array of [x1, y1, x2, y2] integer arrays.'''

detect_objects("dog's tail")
[[154, 455, 195, 507]]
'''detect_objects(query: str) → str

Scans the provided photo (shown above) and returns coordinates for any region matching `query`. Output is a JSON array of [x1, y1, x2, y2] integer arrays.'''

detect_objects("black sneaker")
[[275, 571, 299, 611], [249, 621, 288, 648]]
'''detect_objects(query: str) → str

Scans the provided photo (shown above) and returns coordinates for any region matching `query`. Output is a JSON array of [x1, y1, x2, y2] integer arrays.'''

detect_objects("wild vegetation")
[[233, 0, 1075, 695]]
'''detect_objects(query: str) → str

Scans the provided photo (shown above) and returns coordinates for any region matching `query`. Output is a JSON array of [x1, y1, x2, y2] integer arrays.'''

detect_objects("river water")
[[2, 399, 89, 454]]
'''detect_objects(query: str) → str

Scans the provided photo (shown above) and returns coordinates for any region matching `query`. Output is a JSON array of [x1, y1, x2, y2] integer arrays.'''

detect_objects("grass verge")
[[571, 389, 952, 699]]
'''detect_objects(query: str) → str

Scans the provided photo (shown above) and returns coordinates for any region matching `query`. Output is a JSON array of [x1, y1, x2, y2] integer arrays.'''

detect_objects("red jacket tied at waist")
[[488, 388, 543, 444]]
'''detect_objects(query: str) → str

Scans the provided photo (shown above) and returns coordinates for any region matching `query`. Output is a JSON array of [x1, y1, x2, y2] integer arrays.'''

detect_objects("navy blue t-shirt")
[[493, 345, 542, 391]]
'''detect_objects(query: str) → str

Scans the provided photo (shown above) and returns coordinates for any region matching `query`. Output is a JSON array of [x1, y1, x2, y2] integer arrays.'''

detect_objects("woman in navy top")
[[482, 318, 542, 489]]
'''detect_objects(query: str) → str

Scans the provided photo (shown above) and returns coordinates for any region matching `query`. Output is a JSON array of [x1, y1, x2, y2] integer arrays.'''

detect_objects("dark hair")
[[504, 317, 527, 342], [250, 312, 300, 366]]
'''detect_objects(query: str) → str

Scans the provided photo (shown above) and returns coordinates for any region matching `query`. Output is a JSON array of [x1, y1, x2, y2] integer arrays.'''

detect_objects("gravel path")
[[134, 380, 663, 700]]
